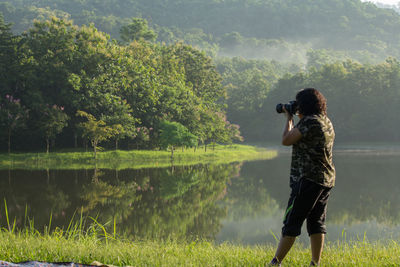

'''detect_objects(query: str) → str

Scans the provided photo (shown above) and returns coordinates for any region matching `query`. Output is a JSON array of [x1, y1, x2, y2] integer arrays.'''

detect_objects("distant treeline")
[[1, 1, 400, 151], [254, 59, 400, 142], [0, 16, 242, 152], [209, 56, 400, 143], [2, 0, 400, 62]]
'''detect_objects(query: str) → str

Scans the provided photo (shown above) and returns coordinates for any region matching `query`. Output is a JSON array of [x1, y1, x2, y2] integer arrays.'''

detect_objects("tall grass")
[[0, 144, 277, 170], [1, 201, 399, 267], [2, 227, 400, 266]]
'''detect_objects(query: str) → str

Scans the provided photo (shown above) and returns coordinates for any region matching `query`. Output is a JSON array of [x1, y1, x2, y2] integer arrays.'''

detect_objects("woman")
[[268, 88, 335, 266]]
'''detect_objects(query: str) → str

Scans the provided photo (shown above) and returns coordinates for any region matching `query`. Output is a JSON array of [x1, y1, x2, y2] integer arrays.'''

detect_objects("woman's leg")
[[310, 233, 324, 265], [307, 187, 331, 265], [274, 235, 296, 262]]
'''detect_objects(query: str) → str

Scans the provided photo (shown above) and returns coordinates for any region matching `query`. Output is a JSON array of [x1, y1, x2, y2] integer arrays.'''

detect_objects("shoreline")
[[0, 144, 277, 170]]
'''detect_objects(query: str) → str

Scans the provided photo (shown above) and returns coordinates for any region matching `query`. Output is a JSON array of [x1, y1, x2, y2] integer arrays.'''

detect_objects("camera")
[[276, 100, 298, 115]]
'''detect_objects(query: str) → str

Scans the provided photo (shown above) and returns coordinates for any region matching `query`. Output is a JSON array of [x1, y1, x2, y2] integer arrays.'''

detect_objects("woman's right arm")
[[282, 110, 302, 146]]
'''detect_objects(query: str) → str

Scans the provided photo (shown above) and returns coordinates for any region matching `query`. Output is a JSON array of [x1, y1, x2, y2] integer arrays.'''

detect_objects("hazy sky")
[[362, 0, 399, 5]]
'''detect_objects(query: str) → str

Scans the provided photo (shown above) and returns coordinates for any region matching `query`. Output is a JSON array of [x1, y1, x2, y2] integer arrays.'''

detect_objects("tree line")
[[2, 13, 400, 151], [258, 59, 400, 142], [0, 16, 242, 153], [2, 0, 400, 62]]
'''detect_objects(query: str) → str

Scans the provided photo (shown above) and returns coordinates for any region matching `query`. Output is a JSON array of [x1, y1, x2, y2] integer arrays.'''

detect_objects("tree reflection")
[[3, 154, 400, 243], [0, 169, 71, 227], [114, 164, 241, 240], [220, 163, 281, 221], [0, 163, 241, 241], [81, 178, 141, 223], [232, 155, 400, 226], [327, 154, 400, 225]]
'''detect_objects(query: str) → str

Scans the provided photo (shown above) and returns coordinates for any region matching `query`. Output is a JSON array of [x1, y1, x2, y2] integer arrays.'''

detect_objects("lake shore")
[[0, 144, 277, 170], [0, 230, 398, 266]]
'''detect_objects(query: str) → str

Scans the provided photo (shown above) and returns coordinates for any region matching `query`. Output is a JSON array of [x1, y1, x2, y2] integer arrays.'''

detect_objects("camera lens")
[[276, 103, 283, 113]]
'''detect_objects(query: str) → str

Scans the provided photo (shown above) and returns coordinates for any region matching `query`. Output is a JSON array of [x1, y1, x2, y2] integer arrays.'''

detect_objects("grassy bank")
[[0, 144, 277, 170], [1, 229, 400, 266]]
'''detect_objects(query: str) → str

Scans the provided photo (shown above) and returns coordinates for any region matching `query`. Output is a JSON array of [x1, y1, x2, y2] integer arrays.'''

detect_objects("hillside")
[[1, 0, 400, 62], [1, 0, 400, 148]]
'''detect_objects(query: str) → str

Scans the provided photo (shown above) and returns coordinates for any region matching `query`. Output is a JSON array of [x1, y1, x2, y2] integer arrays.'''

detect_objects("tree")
[[227, 122, 244, 144], [170, 43, 225, 106], [0, 14, 20, 96], [219, 31, 243, 51], [84, 62, 139, 150], [130, 127, 149, 149], [0, 95, 28, 153], [119, 18, 157, 43], [76, 110, 120, 159], [159, 120, 197, 159], [104, 109, 138, 150], [37, 105, 68, 153], [209, 111, 243, 149], [0, 16, 245, 150]]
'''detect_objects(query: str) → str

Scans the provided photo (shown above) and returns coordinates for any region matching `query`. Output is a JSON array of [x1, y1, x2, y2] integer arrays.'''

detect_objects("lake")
[[1, 146, 400, 245]]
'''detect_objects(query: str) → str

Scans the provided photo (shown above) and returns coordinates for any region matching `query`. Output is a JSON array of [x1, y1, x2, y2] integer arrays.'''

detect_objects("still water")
[[1, 147, 400, 245]]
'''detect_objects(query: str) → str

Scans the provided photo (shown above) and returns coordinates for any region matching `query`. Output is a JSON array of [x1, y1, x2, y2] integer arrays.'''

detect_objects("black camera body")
[[276, 100, 298, 115]]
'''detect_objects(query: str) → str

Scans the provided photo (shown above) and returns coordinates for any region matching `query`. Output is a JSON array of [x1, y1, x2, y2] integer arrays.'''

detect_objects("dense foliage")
[[2, 0, 400, 61], [260, 59, 400, 142], [2, 0, 400, 149], [0, 16, 239, 152]]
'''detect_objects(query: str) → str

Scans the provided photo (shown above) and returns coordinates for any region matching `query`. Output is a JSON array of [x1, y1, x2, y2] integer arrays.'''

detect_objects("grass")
[[0, 144, 277, 170], [1, 228, 400, 266], [0, 205, 399, 267]]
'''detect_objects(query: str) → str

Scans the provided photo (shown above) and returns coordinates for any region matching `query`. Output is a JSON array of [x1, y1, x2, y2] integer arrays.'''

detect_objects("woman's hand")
[[282, 106, 293, 120]]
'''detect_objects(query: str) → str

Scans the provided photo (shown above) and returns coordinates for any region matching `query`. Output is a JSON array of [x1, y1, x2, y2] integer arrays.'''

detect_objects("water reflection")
[[1, 149, 400, 244], [216, 150, 400, 244], [0, 164, 240, 241]]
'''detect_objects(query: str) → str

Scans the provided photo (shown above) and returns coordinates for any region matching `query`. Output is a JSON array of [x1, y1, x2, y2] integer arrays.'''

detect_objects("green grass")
[[0, 206, 398, 267], [1, 228, 400, 266], [0, 144, 277, 170]]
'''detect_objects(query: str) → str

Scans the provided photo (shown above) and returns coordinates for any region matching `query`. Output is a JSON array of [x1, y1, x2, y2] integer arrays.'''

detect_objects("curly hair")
[[296, 88, 327, 116]]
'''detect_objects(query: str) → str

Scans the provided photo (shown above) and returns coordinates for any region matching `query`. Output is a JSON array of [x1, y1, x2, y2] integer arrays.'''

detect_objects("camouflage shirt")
[[290, 114, 335, 188]]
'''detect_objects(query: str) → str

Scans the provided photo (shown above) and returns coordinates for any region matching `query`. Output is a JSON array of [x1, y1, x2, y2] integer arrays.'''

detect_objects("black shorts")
[[282, 178, 331, 237]]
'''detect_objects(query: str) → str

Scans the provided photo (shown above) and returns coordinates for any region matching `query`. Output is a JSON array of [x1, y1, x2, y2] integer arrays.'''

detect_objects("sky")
[[362, 0, 399, 5]]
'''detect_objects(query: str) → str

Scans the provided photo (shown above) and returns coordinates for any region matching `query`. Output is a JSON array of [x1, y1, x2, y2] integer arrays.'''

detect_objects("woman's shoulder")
[[299, 115, 320, 125], [298, 114, 333, 133], [303, 114, 332, 124]]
